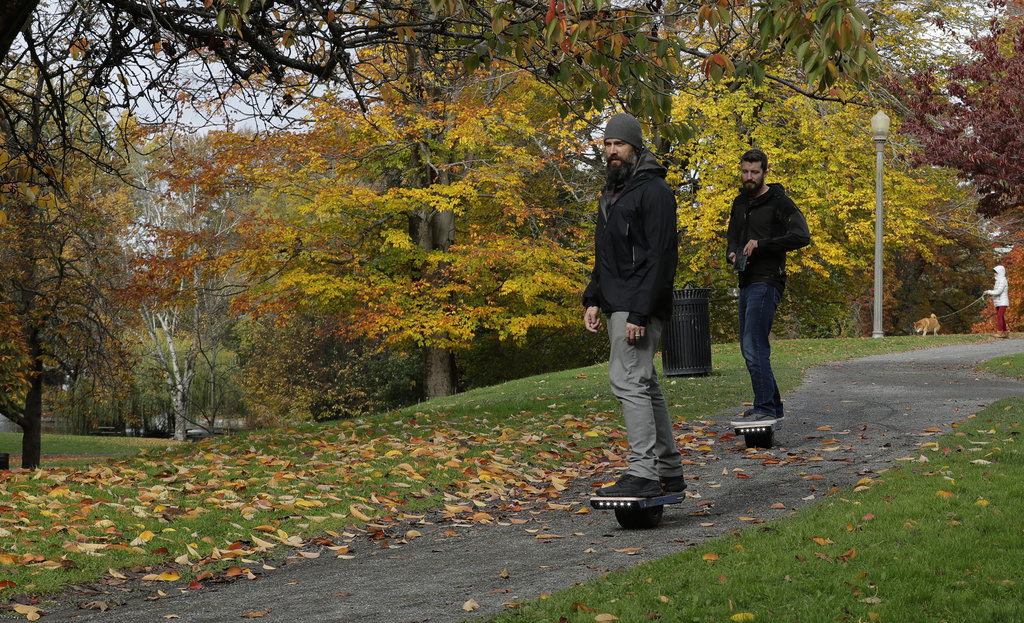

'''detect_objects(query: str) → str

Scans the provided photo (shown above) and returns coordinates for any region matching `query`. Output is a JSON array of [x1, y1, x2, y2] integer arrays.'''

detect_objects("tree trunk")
[[172, 388, 188, 442], [424, 346, 455, 399], [19, 406, 41, 470], [142, 310, 196, 442], [20, 329, 44, 469], [409, 207, 457, 398], [0, 0, 37, 60]]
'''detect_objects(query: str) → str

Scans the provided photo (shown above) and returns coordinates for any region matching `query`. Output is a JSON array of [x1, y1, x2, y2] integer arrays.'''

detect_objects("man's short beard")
[[605, 152, 636, 187]]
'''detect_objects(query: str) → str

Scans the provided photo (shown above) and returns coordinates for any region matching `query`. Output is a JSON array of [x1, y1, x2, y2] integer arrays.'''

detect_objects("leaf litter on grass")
[[0, 336, 994, 610], [0, 412, 633, 600], [0, 406, 771, 607]]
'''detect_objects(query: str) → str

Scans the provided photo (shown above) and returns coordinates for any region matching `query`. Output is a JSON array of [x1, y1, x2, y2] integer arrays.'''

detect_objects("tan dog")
[[914, 313, 940, 336]]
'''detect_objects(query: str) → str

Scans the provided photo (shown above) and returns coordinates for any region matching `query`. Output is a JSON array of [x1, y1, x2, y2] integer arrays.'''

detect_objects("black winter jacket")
[[726, 182, 811, 294], [582, 149, 678, 326]]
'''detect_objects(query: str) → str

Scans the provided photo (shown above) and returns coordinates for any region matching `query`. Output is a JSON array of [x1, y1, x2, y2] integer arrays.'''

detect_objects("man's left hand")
[[743, 239, 758, 256], [626, 322, 645, 345]]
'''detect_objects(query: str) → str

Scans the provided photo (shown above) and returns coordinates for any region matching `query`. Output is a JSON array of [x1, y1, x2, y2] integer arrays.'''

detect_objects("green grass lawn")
[[979, 351, 1024, 380], [0, 333, 1013, 614], [0, 433, 178, 460]]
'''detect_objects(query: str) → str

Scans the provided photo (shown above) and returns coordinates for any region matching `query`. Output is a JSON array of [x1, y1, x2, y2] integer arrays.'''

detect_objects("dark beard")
[[605, 153, 636, 188], [743, 178, 765, 195]]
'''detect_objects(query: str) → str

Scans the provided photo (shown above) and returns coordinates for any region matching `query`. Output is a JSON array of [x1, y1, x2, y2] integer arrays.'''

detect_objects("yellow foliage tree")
[[227, 75, 597, 398], [667, 83, 976, 335]]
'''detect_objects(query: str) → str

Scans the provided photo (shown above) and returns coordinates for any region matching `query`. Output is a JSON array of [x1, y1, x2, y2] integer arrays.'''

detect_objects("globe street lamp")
[[871, 110, 890, 339]]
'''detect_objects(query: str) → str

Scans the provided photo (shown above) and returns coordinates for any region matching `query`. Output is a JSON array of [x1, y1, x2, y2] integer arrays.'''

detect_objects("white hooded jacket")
[[986, 265, 1010, 307]]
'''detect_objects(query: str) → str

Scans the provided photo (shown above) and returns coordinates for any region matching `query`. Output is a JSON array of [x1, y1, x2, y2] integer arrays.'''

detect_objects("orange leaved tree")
[[121, 133, 255, 441], [228, 74, 597, 399], [0, 79, 134, 467]]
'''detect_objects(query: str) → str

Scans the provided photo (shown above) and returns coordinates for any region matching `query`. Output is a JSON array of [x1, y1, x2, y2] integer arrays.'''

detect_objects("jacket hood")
[[747, 182, 787, 203], [994, 265, 1006, 278], [632, 148, 667, 179], [604, 148, 668, 195]]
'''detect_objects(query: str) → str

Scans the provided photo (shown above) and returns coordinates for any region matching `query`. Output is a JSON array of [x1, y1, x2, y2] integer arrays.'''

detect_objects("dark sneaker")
[[661, 474, 687, 493], [598, 474, 662, 497], [741, 407, 784, 421], [731, 411, 777, 425]]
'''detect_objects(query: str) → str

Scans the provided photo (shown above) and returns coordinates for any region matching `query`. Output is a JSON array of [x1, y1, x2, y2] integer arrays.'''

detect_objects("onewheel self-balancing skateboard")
[[731, 418, 780, 449], [589, 492, 686, 529]]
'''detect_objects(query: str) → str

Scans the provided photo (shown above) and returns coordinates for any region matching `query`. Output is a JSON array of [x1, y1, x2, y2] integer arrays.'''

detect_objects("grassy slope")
[[0, 333, 1014, 613]]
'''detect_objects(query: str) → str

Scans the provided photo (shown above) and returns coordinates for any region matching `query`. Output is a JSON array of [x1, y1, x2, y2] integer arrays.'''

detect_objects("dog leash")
[[936, 295, 987, 320]]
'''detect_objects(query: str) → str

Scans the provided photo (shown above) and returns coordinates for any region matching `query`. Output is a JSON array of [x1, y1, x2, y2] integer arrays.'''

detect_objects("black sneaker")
[[732, 411, 777, 425], [661, 474, 687, 493], [598, 474, 662, 497], [745, 405, 782, 420], [741, 407, 784, 421]]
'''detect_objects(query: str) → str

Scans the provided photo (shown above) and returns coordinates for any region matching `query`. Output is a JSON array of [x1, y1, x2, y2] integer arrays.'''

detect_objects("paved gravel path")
[[41, 340, 1024, 623]]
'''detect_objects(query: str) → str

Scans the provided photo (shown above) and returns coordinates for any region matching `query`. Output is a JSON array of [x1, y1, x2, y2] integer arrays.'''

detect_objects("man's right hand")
[[584, 306, 602, 333]]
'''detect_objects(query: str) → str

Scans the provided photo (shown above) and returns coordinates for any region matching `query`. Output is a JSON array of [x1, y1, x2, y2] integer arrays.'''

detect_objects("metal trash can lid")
[[673, 288, 712, 300]]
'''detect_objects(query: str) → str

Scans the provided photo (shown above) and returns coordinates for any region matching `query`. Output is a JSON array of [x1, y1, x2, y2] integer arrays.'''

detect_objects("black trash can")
[[0, 453, 8, 470], [662, 288, 712, 377]]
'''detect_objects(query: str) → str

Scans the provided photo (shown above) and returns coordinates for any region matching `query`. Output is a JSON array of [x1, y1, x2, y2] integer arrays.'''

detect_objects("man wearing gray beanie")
[[583, 112, 685, 498], [604, 112, 644, 152]]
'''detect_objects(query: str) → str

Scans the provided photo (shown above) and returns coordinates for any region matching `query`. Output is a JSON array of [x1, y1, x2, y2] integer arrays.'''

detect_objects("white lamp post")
[[871, 110, 890, 339]]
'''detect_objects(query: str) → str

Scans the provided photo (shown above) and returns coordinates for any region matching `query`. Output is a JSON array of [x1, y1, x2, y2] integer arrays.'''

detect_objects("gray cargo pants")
[[607, 312, 685, 481]]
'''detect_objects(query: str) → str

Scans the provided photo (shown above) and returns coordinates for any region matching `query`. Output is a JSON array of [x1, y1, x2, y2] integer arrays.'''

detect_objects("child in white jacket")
[[985, 265, 1010, 337]]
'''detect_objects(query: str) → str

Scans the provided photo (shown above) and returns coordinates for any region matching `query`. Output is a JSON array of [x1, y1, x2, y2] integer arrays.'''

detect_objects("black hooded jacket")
[[726, 182, 811, 294], [582, 149, 678, 326]]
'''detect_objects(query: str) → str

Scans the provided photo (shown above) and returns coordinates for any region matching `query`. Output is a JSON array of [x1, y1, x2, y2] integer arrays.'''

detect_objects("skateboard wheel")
[[614, 505, 663, 529]]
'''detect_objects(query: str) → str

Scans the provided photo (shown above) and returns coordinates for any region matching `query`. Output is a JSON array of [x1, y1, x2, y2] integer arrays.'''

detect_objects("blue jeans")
[[738, 282, 783, 418]]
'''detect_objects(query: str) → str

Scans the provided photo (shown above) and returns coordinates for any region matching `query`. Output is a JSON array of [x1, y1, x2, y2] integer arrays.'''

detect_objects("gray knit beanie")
[[604, 113, 643, 151]]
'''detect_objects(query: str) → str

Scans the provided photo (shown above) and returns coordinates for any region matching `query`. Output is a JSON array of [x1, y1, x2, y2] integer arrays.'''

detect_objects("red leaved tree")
[[896, 11, 1024, 217]]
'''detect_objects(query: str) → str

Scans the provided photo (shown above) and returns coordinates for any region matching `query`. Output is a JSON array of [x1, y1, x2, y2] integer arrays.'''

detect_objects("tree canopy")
[[2, 0, 882, 161], [896, 14, 1024, 217], [221, 76, 594, 389]]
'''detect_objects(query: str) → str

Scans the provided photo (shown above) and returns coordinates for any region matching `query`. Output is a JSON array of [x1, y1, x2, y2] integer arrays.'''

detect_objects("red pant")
[[996, 306, 1008, 331]]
